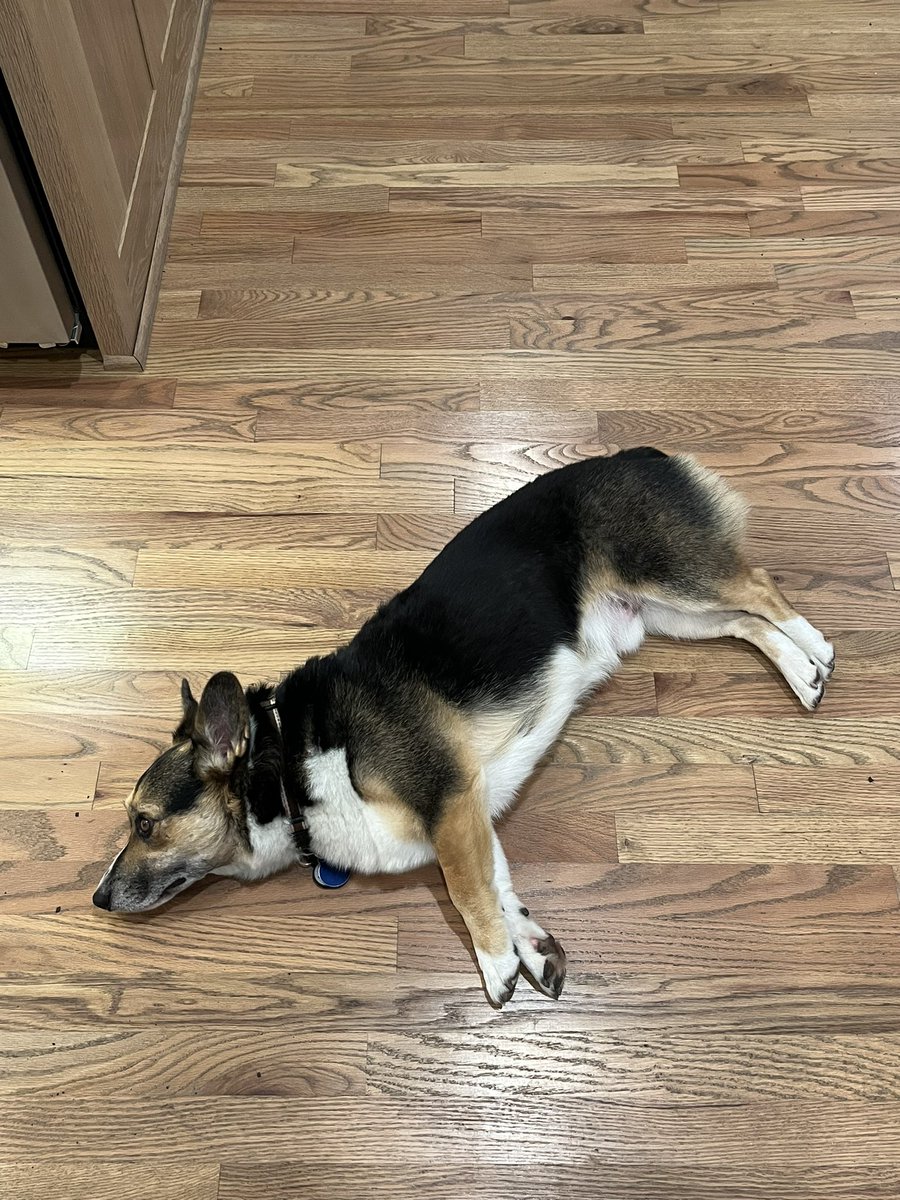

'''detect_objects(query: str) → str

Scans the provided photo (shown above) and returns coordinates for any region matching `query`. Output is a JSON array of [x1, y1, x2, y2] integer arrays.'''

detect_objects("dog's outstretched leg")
[[432, 775, 519, 1007]]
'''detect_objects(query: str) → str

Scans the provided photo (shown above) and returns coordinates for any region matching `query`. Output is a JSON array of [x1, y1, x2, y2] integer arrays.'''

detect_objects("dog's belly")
[[304, 746, 435, 875], [482, 596, 645, 817]]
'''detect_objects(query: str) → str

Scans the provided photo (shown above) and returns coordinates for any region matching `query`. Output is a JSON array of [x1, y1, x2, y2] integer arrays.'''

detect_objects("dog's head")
[[92, 671, 255, 912]]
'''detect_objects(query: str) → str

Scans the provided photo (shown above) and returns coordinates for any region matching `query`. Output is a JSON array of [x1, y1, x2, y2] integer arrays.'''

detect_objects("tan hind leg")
[[717, 566, 835, 680], [432, 774, 520, 1007], [643, 566, 834, 712]]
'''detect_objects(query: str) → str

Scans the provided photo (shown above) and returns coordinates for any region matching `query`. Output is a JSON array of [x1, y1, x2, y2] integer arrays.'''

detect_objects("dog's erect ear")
[[173, 677, 199, 743], [193, 671, 250, 779]]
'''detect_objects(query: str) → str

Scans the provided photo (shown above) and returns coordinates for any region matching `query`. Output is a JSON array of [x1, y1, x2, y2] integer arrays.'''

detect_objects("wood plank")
[[5, 1097, 900, 1165], [0, 514, 376, 551], [590, 406, 900, 447], [179, 158, 277, 186], [165, 259, 535, 291], [0, 1164, 219, 1200], [206, 15, 367, 41], [174, 378, 480, 413], [276, 161, 681, 189], [0, 378, 176, 407], [173, 184, 388, 213], [687, 236, 900, 263], [141, 347, 900, 380], [0, 545, 137, 587], [749, 210, 900, 237], [225, 70, 810, 112], [0, 585, 384, 633], [26, 627, 361, 674], [651, 1, 900, 33], [0, 1027, 366, 1097], [480, 375, 900, 410], [810, 93, 900, 120], [210, 0, 509, 13], [617, 813, 900, 864], [256, 408, 598, 442], [363, 16, 648, 38], [217, 1162, 900, 1200], [132, 549, 434, 590], [755, 767, 900, 815], [155, 315, 510, 351], [367, 1028, 900, 1102], [0, 761, 98, 810], [852, 289, 900, 319], [390, 186, 801, 213], [680, 160, 900, 188], [154, 289, 202, 320], [0, 907, 397, 976], [552, 716, 900, 767], [0, 407, 256, 442], [190, 136, 739, 164], [655, 671, 900, 717], [291, 114, 677, 140], [0, 460, 448, 516], [534, 261, 776, 288], [803, 185, 900, 210], [0, 438, 380, 480], [163, 234, 292, 262]]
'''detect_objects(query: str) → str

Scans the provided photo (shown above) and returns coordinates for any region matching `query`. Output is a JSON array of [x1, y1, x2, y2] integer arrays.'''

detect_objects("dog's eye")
[[136, 816, 154, 838]]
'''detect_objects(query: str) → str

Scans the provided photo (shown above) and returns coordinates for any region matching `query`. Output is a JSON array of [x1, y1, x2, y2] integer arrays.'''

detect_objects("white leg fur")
[[492, 833, 567, 999], [643, 602, 827, 710]]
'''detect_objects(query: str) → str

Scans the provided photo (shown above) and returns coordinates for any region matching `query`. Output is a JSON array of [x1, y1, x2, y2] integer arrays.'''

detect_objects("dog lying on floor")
[[92, 448, 834, 1006]]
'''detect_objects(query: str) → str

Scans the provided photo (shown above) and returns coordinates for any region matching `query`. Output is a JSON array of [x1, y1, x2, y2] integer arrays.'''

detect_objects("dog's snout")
[[92, 880, 113, 910]]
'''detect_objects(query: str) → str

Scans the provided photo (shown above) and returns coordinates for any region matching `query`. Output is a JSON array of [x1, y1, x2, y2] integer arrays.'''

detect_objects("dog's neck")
[[235, 655, 349, 878], [245, 685, 290, 828]]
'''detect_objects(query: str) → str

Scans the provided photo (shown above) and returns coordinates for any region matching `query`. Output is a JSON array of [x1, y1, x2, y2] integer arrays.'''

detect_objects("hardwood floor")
[[2, 1, 900, 1196]]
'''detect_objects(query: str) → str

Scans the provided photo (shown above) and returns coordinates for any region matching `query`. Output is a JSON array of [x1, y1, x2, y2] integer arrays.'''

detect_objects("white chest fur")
[[304, 747, 435, 875], [481, 595, 645, 817]]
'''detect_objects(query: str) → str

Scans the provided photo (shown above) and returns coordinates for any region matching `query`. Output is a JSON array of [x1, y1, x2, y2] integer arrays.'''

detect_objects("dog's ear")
[[193, 672, 250, 779], [173, 677, 199, 743]]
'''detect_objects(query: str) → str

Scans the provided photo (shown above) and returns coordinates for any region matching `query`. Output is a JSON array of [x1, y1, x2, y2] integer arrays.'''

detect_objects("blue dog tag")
[[313, 861, 352, 889]]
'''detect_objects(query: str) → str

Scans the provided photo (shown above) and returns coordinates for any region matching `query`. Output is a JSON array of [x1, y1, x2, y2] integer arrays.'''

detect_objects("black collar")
[[258, 692, 316, 869]]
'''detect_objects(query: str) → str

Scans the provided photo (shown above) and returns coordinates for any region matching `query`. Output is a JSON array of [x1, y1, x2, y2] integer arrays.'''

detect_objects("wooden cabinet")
[[0, 0, 210, 366]]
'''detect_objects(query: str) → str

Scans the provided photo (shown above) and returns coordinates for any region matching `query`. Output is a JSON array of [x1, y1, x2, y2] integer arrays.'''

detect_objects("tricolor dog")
[[93, 449, 834, 1006]]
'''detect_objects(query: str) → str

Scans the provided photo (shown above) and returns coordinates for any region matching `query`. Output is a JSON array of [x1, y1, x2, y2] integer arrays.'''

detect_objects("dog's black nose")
[[92, 883, 112, 910]]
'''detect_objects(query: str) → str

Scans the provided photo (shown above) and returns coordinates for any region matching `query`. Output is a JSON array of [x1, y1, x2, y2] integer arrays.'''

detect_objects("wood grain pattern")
[[367, 1027, 900, 1101], [6, 2, 900, 1194], [617, 813, 900, 863], [0, 1027, 367, 1097], [0, 1164, 220, 1200], [0, 625, 33, 669], [215, 1163, 900, 1200], [755, 767, 900, 814], [6, 1097, 900, 1165]]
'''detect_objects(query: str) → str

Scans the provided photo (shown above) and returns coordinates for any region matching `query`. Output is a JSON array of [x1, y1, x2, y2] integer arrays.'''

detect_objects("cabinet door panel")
[[135, 0, 177, 82], [0, 0, 207, 361], [70, 0, 154, 193]]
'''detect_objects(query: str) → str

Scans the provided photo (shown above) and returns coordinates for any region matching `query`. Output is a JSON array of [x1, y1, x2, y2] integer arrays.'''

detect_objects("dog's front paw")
[[507, 907, 567, 1000], [475, 945, 520, 1008]]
